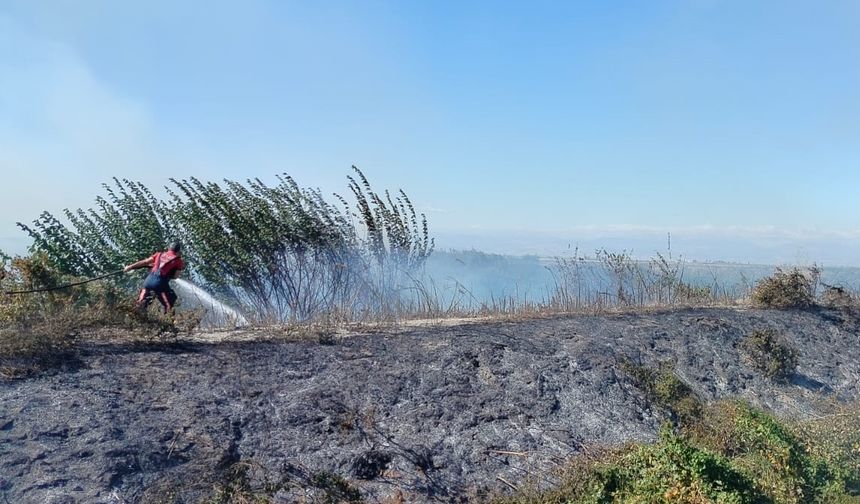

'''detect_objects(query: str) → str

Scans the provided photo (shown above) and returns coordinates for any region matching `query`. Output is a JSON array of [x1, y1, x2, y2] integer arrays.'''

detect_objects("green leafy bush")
[[587, 426, 756, 503], [622, 361, 703, 424], [690, 401, 859, 504], [752, 268, 816, 310], [201, 462, 288, 504], [17, 167, 433, 322], [496, 401, 860, 504], [793, 402, 860, 499], [741, 329, 799, 381]]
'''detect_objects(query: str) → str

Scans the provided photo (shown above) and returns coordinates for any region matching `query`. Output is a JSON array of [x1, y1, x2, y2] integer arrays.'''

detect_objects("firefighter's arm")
[[123, 257, 155, 273]]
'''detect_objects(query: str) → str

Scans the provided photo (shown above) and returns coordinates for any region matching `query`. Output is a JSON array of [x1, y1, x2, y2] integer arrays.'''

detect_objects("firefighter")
[[124, 241, 185, 313]]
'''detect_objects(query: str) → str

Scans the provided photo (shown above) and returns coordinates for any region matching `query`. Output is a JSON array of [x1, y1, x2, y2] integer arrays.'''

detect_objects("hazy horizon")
[[6, 218, 860, 267]]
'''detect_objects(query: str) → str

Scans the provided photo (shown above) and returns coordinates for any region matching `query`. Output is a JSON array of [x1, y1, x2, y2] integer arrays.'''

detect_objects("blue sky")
[[2, 1, 859, 263]]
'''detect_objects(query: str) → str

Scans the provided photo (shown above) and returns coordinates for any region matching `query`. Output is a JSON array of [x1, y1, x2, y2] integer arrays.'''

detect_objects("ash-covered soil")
[[2, 307, 859, 503]]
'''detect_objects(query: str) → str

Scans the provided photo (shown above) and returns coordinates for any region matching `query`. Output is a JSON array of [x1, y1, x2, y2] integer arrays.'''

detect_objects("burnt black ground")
[[2, 307, 859, 503]]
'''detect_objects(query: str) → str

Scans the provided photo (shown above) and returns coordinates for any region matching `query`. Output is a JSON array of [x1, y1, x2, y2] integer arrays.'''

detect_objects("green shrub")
[[496, 401, 860, 504], [17, 167, 433, 322], [741, 329, 799, 381], [622, 361, 703, 425], [792, 402, 860, 500], [589, 426, 757, 503], [196, 467, 362, 504], [203, 462, 289, 504], [311, 472, 363, 504], [689, 401, 858, 504], [751, 268, 815, 309]]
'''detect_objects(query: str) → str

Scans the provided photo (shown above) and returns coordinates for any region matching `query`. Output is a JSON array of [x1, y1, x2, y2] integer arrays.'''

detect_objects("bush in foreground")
[[497, 400, 860, 504]]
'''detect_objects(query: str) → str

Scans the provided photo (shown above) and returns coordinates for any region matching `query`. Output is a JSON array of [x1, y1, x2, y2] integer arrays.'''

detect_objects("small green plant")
[[204, 462, 286, 504], [622, 360, 703, 425], [199, 465, 361, 504], [311, 471, 363, 504], [751, 267, 816, 309], [741, 329, 799, 381]]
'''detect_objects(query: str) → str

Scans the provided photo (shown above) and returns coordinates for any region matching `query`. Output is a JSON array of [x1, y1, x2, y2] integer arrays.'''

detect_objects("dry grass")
[[751, 267, 817, 310], [821, 286, 856, 308], [0, 294, 198, 378]]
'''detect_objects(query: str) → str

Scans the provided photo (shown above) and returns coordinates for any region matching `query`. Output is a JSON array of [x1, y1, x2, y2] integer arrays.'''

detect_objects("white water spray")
[[174, 279, 249, 327]]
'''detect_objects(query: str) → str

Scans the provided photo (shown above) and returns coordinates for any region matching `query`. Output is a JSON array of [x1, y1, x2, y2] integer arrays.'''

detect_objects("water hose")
[[1, 270, 126, 296]]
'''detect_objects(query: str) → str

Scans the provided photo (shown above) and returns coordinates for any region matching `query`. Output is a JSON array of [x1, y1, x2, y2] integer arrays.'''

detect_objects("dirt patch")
[[1, 307, 859, 502]]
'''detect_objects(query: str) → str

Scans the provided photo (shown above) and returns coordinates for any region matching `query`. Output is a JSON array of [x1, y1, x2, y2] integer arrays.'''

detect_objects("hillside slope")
[[1, 307, 859, 503]]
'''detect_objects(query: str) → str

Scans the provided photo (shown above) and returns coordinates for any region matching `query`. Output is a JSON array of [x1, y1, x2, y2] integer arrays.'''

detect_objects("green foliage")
[[17, 167, 433, 322], [347, 169, 431, 270], [204, 463, 287, 504], [752, 267, 816, 310], [310, 471, 363, 504], [0, 253, 125, 326], [689, 401, 859, 504], [793, 403, 860, 500], [741, 329, 799, 381], [584, 426, 757, 503], [498, 401, 860, 504], [622, 361, 703, 425]]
